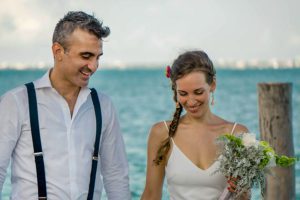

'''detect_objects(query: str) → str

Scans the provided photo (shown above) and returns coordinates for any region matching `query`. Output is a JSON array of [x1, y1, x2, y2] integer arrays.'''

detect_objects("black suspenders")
[[87, 88, 102, 200], [25, 82, 102, 200], [25, 82, 47, 200]]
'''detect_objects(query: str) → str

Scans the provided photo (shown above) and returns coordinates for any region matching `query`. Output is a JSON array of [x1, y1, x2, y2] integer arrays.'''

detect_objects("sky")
[[0, 0, 300, 68]]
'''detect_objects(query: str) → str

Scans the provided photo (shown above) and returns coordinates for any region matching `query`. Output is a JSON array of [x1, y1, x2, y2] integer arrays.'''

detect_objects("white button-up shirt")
[[0, 70, 131, 200]]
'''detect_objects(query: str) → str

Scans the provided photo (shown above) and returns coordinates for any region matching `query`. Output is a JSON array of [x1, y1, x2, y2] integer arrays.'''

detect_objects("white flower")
[[242, 133, 258, 148], [266, 153, 276, 168]]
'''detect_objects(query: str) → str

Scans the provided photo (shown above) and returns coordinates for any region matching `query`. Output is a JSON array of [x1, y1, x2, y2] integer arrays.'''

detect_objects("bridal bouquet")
[[215, 133, 298, 200]]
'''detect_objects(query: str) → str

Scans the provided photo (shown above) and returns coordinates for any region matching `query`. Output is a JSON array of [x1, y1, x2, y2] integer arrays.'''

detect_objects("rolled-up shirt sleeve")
[[0, 92, 22, 195], [99, 96, 131, 200]]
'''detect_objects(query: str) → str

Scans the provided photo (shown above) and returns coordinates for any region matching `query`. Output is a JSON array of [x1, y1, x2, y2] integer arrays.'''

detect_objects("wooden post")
[[258, 83, 295, 200]]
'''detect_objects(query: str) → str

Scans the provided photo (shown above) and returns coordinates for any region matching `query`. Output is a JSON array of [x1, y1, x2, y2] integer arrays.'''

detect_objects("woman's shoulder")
[[215, 116, 249, 135], [148, 121, 170, 142], [231, 122, 249, 135]]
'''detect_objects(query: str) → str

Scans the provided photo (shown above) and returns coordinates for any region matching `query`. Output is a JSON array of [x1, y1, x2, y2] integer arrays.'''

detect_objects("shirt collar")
[[33, 68, 91, 96], [34, 68, 53, 89]]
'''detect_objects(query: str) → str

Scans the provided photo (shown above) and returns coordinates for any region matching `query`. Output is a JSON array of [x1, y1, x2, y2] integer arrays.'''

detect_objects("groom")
[[0, 11, 131, 199]]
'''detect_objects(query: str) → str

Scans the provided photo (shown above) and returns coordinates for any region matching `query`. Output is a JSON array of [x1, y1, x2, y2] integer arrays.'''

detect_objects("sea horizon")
[[1, 58, 300, 71], [1, 65, 300, 70]]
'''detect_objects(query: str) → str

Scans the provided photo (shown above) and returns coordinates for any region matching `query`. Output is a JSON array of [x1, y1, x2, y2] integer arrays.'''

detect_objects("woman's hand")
[[227, 176, 251, 200], [227, 176, 238, 192]]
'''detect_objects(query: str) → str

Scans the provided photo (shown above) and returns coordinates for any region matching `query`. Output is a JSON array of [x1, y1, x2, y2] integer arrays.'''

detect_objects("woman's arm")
[[140, 122, 169, 200]]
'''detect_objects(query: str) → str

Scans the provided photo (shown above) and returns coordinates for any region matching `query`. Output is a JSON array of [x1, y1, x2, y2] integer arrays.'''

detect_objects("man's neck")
[[49, 68, 81, 116], [49, 68, 80, 97]]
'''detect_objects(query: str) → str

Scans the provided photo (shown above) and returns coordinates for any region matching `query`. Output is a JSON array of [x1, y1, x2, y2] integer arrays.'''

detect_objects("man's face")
[[55, 28, 103, 88]]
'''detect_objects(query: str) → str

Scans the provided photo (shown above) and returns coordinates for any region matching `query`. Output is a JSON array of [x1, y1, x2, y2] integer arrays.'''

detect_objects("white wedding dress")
[[164, 122, 237, 200]]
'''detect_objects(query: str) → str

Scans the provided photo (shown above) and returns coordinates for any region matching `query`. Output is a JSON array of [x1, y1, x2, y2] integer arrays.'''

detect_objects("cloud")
[[0, 14, 17, 33], [1, 0, 300, 67], [289, 34, 300, 46], [0, 0, 54, 45]]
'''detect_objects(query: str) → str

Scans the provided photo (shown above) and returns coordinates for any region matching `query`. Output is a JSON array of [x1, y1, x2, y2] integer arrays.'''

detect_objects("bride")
[[141, 50, 250, 200]]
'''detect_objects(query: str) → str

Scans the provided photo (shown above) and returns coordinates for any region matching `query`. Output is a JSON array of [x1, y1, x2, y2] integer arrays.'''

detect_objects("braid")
[[153, 103, 182, 165], [169, 104, 182, 137]]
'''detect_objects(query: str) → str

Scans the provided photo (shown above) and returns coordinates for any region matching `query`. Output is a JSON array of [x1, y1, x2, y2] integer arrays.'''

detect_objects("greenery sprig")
[[215, 133, 299, 198]]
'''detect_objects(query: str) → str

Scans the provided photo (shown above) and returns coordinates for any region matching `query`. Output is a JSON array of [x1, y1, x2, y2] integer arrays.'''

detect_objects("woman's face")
[[175, 71, 215, 118]]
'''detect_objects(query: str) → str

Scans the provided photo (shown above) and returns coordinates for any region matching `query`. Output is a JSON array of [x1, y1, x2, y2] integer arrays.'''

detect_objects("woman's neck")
[[184, 109, 215, 125]]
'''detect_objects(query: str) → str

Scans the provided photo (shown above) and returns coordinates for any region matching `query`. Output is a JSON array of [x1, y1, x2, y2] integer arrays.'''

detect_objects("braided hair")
[[153, 50, 216, 165]]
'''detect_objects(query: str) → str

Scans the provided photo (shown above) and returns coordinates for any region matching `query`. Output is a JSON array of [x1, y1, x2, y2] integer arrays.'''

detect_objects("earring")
[[176, 102, 180, 108], [211, 92, 215, 106]]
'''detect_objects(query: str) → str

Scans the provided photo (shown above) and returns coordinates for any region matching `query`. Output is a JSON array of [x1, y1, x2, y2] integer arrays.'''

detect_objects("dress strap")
[[169, 137, 174, 144], [230, 122, 237, 135], [163, 120, 169, 132]]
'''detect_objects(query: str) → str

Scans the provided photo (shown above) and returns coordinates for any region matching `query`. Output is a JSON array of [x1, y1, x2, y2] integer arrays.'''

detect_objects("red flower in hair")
[[165, 65, 171, 78]]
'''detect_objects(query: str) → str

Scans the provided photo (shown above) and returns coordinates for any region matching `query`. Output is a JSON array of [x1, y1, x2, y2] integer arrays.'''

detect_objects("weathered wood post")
[[258, 83, 295, 200]]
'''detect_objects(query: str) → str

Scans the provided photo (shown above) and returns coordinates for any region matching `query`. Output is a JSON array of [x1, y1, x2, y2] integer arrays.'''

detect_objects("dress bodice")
[[163, 121, 237, 200], [165, 139, 227, 200]]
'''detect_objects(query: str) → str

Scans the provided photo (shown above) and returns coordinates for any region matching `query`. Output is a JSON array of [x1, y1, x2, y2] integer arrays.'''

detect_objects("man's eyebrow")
[[80, 52, 103, 57], [80, 52, 94, 56]]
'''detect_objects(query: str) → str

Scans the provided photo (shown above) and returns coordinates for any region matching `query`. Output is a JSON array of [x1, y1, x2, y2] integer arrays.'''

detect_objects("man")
[[0, 11, 131, 199]]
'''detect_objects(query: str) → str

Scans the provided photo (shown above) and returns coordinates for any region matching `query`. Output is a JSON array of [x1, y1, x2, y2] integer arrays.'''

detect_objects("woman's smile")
[[186, 104, 201, 113]]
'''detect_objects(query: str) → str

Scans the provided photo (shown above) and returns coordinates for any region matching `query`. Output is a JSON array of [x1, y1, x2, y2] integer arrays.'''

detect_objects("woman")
[[141, 50, 250, 200]]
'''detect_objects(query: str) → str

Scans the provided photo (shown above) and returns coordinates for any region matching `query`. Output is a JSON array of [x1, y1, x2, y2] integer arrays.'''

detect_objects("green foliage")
[[259, 141, 275, 169], [221, 134, 244, 147], [215, 133, 299, 198], [276, 155, 298, 167]]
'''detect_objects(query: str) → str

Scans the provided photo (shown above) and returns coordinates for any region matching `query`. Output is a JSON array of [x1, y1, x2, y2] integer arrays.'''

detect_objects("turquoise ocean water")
[[0, 68, 299, 199]]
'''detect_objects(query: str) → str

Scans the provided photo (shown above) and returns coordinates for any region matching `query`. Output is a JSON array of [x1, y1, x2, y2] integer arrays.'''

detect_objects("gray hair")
[[52, 11, 110, 51]]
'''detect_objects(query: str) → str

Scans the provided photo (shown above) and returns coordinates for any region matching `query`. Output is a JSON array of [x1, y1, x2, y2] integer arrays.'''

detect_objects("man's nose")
[[87, 59, 99, 72]]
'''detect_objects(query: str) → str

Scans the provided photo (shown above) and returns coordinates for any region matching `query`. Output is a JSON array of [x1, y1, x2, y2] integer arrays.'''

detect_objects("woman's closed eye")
[[195, 91, 204, 95], [178, 90, 205, 96], [178, 91, 187, 96]]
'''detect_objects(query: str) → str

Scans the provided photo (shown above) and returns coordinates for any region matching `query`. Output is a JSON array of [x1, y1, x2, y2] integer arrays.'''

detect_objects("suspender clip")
[[92, 155, 98, 161], [34, 152, 43, 157]]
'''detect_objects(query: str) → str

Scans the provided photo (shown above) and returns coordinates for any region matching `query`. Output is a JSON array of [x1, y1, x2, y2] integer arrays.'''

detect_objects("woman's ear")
[[210, 78, 216, 92]]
